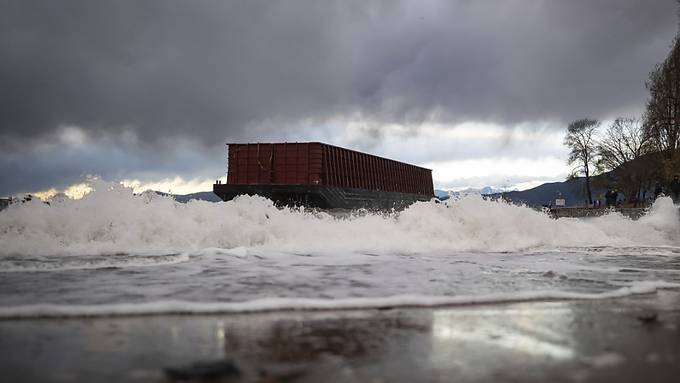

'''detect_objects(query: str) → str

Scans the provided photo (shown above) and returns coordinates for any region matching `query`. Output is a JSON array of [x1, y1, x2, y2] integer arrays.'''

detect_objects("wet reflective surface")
[[1, 291, 680, 382]]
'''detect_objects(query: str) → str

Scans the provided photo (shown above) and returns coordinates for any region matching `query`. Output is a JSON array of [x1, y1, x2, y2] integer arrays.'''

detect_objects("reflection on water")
[[431, 304, 575, 364], [210, 303, 584, 381], [2, 292, 680, 383], [220, 312, 427, 363]]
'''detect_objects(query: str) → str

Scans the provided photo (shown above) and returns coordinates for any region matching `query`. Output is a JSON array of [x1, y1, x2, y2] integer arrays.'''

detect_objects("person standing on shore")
[[671, 175, 680, 204], [604, 189, 617, 208], [654, 182, 663, 199]]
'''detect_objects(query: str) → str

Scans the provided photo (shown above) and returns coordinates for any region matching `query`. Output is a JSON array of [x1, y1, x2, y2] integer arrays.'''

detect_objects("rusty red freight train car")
[[213, 142, 434, 209]]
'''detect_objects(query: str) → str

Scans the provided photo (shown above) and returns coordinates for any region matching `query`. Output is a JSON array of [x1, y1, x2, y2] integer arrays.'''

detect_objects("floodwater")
[[1, 182, 679, 317]]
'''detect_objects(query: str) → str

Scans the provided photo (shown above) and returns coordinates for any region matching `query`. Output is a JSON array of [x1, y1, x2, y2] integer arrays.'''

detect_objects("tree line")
[[565, 31, 680, 206]]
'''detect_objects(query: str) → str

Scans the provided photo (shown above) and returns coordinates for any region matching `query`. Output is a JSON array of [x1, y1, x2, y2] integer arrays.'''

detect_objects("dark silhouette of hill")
[[500, 178, 600, 207], [499, 148, 680, 207], [145, 190, 222, 203], [172, 191, 222, 203]]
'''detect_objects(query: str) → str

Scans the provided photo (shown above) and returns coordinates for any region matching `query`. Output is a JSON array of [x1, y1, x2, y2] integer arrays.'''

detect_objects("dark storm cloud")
[[0, 0, 677, 195], [0, 138, 225, 195], [1, 0, 676, 145]]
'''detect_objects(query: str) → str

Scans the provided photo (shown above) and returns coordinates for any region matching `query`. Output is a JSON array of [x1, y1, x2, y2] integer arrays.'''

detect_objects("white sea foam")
[[0, 252, 190, 272], [0, 280, 677, 319], [0, 181, 678, 258]]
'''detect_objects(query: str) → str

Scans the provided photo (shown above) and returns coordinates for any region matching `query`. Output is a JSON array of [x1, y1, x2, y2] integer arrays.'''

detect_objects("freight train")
[[213, 142, 434, 209]]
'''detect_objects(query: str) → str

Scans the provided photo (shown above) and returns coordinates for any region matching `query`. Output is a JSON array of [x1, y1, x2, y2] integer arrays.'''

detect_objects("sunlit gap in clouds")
[[6, 125, 226, 200], [120, 177, 224, 195], [29, 177, 226, 201], [32, 182, 94, 201]]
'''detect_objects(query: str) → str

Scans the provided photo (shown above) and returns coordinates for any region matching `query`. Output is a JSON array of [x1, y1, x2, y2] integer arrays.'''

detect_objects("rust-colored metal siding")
[[226, 142, 434, 196], [227, 143, 323, 185]]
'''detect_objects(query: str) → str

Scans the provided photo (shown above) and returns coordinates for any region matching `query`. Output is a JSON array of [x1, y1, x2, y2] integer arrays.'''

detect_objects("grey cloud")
[[0, 138, 224, 195], [1, 0, 676, 145], [0, 0, 677, 195]]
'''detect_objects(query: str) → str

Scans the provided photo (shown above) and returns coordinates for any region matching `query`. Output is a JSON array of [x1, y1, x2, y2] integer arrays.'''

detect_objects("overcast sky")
[[1, 0, 677, 197]]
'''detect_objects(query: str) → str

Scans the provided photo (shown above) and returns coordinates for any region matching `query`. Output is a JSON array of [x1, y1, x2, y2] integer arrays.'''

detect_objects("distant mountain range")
[[434, 186, 510, 200], [172, 181, 591, 207], [499, 178, 594, 207], [172, 191, 222, 203], [435, 179, 602, 207]]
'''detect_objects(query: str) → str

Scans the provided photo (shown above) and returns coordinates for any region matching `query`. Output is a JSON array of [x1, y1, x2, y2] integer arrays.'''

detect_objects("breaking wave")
[[1, 280, 677, 319], [0, 252, 190, 272], [0, 181, 678, 257]]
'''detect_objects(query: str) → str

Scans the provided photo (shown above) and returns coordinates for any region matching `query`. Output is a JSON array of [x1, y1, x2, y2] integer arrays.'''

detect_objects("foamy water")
[[0, 181, 679, 318]]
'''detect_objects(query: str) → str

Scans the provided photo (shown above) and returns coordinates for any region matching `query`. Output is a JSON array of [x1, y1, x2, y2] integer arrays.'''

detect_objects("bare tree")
[[644, 33, 680, 183], [598, 117, 653, 171], [597, 117, 654, 202], [645, 38, 680, 158], [564, 119, 600, 205], [639, 4, 680, 185]]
